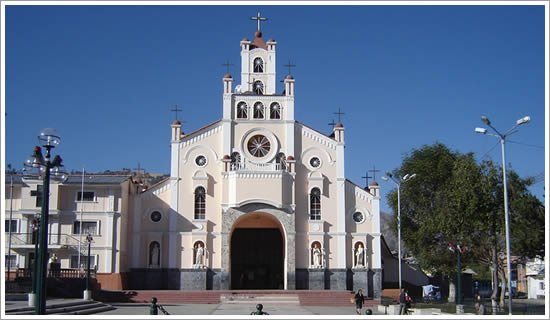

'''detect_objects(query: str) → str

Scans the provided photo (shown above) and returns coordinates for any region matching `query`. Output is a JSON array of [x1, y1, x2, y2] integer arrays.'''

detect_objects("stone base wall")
[[352, 269, 369, 294], [180, 269, 207, 290], [308, 269, 326, 290]]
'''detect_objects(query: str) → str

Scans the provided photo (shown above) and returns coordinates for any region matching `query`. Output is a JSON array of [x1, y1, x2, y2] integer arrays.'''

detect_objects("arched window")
[[253, 102, 264, 119], [253, 57, 264, 73], [310, 188, 321, 220], [236, 102, 248, 119], [194, 187, 206, 220], [276, 152, 286, 170], [253, 81, 264, 95], [270, 102, 281, 119]]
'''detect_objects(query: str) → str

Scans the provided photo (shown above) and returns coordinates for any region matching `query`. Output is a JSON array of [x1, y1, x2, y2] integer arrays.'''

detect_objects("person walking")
[[354, 289, 365, 315], [475, 302, 486, 315], [399, 288, 408, 315]]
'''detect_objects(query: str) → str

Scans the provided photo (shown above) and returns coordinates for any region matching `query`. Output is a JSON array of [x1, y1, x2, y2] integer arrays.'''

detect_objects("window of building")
[[194, 187, 206, 220], [76, 191, 95, 202], [253, 102, 264, 119], [253, 57, 264, 73], [5, 255, 16, 268], [5, 219, 17, 233], [30, 185, 43, 207], [540, 282, 545, 290], [150, 211, 162, 222], [310, 188, 321, 220], [73, 221, 98, 235], [353, 212, 365, 224], [195, 155, 207, 167], [270, 102, 281, 119], [237, 102, 248, 119], [247, 135, 271, 158], [253, 81, 264, 95], [70, 255, 96, 269]]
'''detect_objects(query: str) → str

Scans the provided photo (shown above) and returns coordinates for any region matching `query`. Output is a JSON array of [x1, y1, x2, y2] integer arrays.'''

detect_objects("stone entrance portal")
[[231, 228, 283, 289]]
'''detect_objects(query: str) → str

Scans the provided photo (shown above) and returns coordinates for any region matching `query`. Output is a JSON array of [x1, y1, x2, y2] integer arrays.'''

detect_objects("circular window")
[[353, 212, 365, 224], [151, 211, 162, 222], [247, 135, 271, 157], [310, 157, 321, 168], [195, 155, 207, 167]]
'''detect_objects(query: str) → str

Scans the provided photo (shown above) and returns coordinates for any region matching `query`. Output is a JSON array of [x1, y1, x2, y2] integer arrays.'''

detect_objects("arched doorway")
[[230, 212, 284, 289]]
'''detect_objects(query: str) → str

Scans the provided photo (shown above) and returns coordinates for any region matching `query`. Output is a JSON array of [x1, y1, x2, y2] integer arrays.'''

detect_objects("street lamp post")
[[475, 115, 530, 315], [29, 216, 40, 306], [23, 128, 67, 315], [84, 234, 93, 300], [448, 242, 468, 313], [381, 172, 417, 291]]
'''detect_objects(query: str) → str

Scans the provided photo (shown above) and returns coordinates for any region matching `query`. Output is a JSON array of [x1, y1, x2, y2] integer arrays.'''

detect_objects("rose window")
[[247, 135, 271, 157]]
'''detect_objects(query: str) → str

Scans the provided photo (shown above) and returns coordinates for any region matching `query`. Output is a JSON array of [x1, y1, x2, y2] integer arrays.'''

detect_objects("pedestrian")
[[399, 288, 408, 315], [475, 302, 486, 315], [354, 289, 365, 315], [251, 303, 269, 315]]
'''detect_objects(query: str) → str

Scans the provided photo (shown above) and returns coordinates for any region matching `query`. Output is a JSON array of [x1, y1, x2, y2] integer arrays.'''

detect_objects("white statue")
[[48, 253, 58, 265], [312, 244, 322, 267], [150, 243, 160, 266], [355, 244, 365, 267], [195, 244, 204, 265]]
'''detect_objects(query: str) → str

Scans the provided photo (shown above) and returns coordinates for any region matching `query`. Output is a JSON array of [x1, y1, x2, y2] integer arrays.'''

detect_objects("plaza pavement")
[[4, 298, 383, 316]]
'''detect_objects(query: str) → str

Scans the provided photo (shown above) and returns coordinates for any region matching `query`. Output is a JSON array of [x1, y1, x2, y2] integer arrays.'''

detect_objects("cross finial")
[[250, 11, 267, 32], [170, 104, 182, 122], [368, 165, 381, 181], [222, 59, 233, 74], [328, 119, 336, 127], [284, 60, 296, 76], [362, 171, 373, 188], [134, 162, 146, 178], [334, 107, 345, 123]]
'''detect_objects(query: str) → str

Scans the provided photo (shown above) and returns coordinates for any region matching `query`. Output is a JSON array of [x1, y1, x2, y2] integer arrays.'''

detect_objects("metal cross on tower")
[[222, 59, 233, 74], [134, 162, 146, 178], [170, 104, 182, 122], [368, 165, 381, 181], [250, 11, 267, 32], [334, 107, 345, 123], [362, 171, 373, 188], [284, 60, 296, 76], [328, 119, 336, 128]]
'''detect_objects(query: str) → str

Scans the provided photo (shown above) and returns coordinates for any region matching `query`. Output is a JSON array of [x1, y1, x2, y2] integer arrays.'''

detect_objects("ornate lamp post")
[[28, 216, 40, 306], [475, 115, 530, 315], [381, 172, 417, 291], [23, 128, 67, 315], [448, 242, 468, 314], [84, 234, 93, 300]]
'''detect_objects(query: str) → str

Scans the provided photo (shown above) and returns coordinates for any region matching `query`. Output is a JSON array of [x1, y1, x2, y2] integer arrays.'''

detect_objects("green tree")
[[386, 143, 488, 302]]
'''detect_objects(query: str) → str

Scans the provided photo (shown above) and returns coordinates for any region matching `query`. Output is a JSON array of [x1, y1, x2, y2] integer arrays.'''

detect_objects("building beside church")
[[5, 15, 383, 297]]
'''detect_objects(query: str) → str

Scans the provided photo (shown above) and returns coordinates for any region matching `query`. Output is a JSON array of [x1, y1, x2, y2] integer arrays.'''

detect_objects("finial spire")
[[170, 104, 182, 122], [250, 11, 267, 32]]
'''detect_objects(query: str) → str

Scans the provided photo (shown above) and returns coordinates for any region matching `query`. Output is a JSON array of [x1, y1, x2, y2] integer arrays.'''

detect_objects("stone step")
[[6, 300, 114, 315], [220, 294, 300, 304]]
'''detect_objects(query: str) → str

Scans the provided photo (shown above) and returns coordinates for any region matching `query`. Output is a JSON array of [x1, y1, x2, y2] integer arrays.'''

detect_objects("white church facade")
[[5, 15, 383, 297], [130, 20, 382, 295]]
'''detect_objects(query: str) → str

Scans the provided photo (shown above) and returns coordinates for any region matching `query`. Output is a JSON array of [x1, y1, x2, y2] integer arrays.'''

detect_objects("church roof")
[[296, 121, 334, 140], [181, 119, 222, 140], [250, 31, 267, 50]]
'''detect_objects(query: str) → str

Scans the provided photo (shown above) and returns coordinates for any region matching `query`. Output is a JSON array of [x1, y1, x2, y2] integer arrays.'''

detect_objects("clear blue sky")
[[3, 4, 547, 214]]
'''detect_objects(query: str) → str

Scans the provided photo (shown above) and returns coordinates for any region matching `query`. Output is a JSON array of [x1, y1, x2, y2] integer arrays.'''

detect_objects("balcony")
[[229, 159, 287, 172], [7, 233, 84, 250]]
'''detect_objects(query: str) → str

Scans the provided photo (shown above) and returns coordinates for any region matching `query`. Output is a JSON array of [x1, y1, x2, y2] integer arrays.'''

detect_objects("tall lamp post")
[[23, 128, 67, 315], [381, 172, 417, 291], [84, 234, 93, 300], [475, 115, 530, 315]]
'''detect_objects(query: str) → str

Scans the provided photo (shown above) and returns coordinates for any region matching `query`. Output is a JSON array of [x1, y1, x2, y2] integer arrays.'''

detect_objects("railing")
[[7, 233, 85, 248], [229, 160, 286, 172], [13, 268, 96, 279]]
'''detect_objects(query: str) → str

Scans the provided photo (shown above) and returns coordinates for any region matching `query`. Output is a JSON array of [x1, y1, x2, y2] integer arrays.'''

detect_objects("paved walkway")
[[5, 298, 382, 316]]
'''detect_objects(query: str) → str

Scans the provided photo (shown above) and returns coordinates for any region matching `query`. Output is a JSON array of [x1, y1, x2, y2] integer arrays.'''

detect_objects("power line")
[[507, 140, 544, 149], [481, 141, 500, 160]]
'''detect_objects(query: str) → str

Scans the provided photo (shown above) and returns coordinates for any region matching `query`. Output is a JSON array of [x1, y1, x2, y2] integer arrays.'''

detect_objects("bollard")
[[365, 308, 373, 315]]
